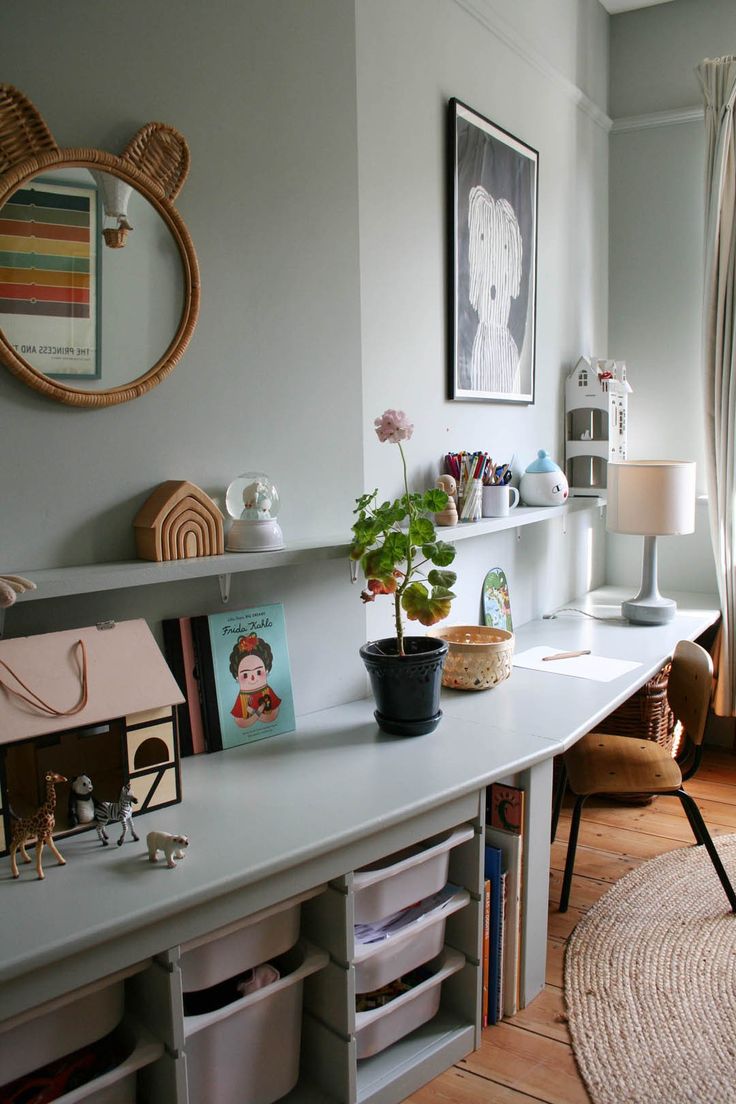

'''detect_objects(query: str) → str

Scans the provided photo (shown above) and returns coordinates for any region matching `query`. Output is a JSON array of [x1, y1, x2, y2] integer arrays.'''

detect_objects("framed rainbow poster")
[[0, 177, 100, 378]]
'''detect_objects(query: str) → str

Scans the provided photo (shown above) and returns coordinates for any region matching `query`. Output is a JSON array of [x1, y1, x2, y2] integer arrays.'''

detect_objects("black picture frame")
[[448, 98, 538, 404]]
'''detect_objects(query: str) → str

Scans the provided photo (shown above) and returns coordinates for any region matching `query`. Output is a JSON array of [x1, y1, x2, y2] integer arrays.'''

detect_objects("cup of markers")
[[481, 460, 517, 517], [444, 452, 513, 522]]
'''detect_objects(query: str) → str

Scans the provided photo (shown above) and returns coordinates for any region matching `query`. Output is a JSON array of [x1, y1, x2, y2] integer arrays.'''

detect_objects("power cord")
[[543, 607, 621, 622]]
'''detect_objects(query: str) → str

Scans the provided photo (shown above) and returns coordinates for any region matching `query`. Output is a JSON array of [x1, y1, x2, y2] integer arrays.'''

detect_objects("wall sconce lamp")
[[91, 170, 133, 248], [606, 460, 696, 625]]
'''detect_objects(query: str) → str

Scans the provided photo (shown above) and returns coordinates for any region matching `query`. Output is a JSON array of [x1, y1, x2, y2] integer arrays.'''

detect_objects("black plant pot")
[[359, 636, 449, 737]]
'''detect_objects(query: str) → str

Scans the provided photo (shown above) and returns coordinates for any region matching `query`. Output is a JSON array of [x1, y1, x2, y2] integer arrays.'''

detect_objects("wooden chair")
[[551, 639, 736, 913]]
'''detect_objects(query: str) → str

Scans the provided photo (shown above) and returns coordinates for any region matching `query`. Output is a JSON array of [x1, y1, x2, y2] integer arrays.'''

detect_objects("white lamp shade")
[[606, 461, 696, 536]]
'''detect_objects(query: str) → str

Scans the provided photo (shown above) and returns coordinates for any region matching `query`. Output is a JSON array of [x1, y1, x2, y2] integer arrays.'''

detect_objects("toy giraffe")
[[9, 771, 67, 880]]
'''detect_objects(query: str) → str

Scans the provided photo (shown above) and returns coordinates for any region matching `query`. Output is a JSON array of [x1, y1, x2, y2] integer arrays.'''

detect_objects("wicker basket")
[[593, 662, 675, 804], [427, 625, 514, 691], [595, 662, 675, 752]]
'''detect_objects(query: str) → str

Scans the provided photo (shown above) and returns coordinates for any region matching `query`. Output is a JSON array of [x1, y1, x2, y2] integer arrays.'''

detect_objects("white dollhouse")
[[565, 356, 632, 496]]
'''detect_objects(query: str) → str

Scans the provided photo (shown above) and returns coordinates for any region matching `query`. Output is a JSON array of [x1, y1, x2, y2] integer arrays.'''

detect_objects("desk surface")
[[0, 587, 720, 1020], [442, 587, 722, 749]]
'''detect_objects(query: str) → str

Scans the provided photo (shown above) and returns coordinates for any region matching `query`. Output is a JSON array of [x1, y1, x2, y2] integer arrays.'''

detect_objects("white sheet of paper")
[[513, 645, 642, 682]]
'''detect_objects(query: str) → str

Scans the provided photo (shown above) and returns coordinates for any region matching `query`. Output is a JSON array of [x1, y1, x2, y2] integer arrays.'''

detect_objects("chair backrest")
[[667, 639, 714, 748]]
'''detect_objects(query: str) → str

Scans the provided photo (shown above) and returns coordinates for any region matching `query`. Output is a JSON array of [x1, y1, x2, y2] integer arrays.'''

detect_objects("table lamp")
[[606, 460, 696, 625]]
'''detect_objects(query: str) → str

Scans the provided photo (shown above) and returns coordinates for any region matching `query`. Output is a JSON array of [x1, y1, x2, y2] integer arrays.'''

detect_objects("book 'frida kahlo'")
[[193, 603, 295, 750]]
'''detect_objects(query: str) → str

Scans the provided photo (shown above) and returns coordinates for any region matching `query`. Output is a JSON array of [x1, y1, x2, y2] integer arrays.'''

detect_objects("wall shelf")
[[10, 497, 605, 608], [432, 497, 604, 545], [11, 535, 353, 606]]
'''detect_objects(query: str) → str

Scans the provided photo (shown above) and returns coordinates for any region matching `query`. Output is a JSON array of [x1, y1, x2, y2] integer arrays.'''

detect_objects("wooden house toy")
[[565, 356, 632, 496], [0, 620, 184, 856], [134, 479, 225, 562]]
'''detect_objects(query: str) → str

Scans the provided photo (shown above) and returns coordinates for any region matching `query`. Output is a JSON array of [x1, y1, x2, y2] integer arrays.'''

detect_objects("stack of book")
[[482, 782, 525, 1027], [163, 603, 296, 755]]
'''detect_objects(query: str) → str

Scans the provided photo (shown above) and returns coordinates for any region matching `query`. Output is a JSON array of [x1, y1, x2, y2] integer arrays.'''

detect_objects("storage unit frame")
[[0, 588, 719, 1104]]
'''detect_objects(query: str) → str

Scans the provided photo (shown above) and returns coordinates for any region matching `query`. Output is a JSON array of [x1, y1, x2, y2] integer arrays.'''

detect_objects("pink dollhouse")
[[0, 619, 184, 855]]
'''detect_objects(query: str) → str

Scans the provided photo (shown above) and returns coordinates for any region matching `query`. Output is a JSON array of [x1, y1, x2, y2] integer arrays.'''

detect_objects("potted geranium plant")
[[350, 409, 458, 736]]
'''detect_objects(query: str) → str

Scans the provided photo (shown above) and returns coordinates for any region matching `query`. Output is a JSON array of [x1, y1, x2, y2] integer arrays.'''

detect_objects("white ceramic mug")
[[482, 484, 520, 518]]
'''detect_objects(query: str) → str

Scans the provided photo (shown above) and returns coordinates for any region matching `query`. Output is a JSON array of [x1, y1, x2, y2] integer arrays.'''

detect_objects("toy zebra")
[[94, 783, 139, 846]]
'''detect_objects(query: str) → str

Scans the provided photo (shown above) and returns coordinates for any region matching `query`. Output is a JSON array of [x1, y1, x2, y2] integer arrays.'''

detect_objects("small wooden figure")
[[435, 475, 458, 527], [94, 783, 139, 846], [9, 771, 67, 880], [147, 830, 189, 868]]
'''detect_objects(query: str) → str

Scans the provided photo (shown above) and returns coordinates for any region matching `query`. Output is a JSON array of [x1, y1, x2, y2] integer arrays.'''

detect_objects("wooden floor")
[[408, 745, 736, 1104]]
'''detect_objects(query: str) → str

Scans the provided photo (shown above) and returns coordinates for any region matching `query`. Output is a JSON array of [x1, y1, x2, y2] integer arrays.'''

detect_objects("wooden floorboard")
[[406, 744, 736, 1104]]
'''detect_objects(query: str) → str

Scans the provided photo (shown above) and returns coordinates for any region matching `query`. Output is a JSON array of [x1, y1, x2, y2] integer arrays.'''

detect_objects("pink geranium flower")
[[374, 409, 414, 444], [350, 410, 458, 655]]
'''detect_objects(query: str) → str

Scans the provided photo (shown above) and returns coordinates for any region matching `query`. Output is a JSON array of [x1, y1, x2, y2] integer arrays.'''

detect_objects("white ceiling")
[[600, 0, 674, 13]]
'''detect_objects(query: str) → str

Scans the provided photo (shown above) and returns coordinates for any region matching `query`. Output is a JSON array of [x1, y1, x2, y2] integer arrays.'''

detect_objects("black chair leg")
[[677, 789, 705, 846], [677, 789, 736, 913], [559, 794, 586, 913], [551, 759, 567, 843]]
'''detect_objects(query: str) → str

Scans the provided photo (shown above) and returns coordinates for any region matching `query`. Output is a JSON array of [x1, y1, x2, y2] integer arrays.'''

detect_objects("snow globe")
[[519, 451, 569, 507], [225, 471, 284, 551]]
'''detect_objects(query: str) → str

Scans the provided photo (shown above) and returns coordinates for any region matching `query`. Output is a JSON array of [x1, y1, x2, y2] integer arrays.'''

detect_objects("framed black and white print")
[[449, 99, 538, 403]]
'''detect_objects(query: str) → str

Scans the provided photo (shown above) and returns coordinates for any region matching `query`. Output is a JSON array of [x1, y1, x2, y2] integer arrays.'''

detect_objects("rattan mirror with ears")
[[0, 85, 200, 407]]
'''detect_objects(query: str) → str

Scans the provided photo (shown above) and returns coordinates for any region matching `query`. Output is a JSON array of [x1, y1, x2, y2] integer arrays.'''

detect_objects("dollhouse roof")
[[0, 619, 184, 744], [568, 356, 592, 379], [567, 356, 632, 393]]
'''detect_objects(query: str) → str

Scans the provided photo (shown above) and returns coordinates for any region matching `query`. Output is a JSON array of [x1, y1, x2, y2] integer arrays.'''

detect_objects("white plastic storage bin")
[[180, 886, 322, 991], [0, 978, 125, 1087], [354, 886, 469, 993], [0, 1020, 162, 1104], [48, 1021, 163, 1104], [355, 948, 465, 1060], [353, 824, 474, 924], [184, 940, 328, 1104]]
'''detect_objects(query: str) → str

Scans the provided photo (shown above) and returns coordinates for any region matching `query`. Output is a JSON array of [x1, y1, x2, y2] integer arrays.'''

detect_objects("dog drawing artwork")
[[467, 185, 523, 395]]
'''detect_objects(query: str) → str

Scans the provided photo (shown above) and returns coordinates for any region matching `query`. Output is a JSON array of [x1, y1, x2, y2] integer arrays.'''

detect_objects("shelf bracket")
[[562, 515, 567, 536], [217, 574, 231, 604], [516, 527, 522, 542]]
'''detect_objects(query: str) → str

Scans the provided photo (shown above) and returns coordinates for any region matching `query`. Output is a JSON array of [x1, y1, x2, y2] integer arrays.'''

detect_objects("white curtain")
[[697, 56, 736, 716]]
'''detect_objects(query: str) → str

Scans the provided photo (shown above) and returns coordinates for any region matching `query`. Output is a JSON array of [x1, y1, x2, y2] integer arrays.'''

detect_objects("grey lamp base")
[[621, 596, 676, 625], [621, 535, 676, 625]]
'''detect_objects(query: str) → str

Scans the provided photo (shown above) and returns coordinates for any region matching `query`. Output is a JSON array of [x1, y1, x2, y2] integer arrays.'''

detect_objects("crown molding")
[[610, 106, 704, 132], [451, 0, 612, 131]]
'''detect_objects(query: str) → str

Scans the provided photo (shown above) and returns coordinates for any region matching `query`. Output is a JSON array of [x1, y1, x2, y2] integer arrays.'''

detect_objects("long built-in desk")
[[0, 587, 720, 1104]]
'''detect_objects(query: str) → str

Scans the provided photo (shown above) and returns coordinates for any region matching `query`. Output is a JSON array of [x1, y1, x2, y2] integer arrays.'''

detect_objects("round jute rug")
[[564, 835, 736, 1104]]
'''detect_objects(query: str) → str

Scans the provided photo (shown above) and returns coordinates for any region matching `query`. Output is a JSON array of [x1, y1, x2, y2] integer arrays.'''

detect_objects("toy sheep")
[[147, 830, 189, 868]]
